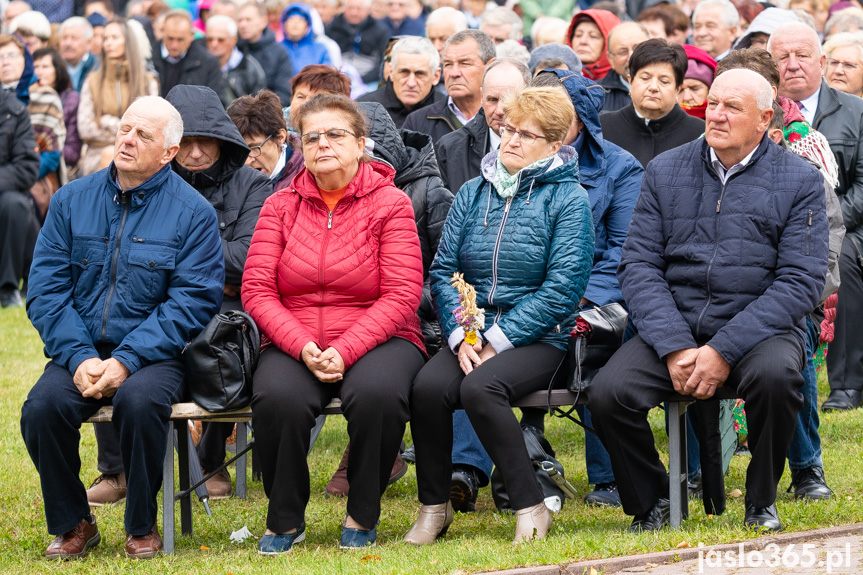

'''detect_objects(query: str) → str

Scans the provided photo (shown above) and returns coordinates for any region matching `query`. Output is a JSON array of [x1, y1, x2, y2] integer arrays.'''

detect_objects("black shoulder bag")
[[183, 310, 261, 412]]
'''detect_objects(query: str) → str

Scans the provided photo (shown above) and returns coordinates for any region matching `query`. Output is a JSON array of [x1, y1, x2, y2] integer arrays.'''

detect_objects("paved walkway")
[[487, 524, 863, 575]]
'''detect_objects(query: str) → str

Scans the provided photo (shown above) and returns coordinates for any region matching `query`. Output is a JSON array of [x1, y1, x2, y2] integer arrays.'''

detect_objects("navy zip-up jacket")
[[619, 135, 829, 368], [27, 163, 224, 376]]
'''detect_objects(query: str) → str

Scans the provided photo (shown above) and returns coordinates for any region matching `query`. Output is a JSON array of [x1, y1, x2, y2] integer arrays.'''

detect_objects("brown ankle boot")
[[404, 502, 454, 545]]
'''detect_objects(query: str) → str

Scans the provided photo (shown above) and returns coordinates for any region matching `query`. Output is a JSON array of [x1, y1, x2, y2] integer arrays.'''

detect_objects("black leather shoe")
[[744, 502, 782, 532], [822, 390, 863, 411], [626, 498, 669, 533], [0, 287, 22, 308], [788, 466, 833, 500], [450, 466, 479, 513], [402, 444, 416, 464], [688, 474, 703, 500]]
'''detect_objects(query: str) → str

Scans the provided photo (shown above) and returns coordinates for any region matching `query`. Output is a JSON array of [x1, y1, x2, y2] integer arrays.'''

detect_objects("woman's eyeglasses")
[[248, 135, 273, 158], [301, 128, 357, 146], [499, 125, 547, 144]]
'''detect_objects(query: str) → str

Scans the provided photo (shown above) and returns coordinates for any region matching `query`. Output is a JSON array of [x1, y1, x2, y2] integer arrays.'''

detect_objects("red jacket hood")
[[567, 9, 620, 81]]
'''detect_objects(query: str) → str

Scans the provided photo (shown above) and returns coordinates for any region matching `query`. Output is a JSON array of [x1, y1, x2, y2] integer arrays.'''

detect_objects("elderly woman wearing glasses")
[[242, 94, 426, 554], [406, 86, 595, 544], [823, 32, 863, 98]]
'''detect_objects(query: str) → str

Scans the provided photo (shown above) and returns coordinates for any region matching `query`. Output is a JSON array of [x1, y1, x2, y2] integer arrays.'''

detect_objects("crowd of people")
[[3, 0, 862, 561]]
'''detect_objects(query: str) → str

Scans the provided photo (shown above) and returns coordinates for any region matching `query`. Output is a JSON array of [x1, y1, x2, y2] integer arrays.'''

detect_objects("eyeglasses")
[[248, 135, 273, 158], [499, 125, 548, 144], [827, 58, 860, 72], [0, 52, 22, 62], [301, 128, 356, 146]]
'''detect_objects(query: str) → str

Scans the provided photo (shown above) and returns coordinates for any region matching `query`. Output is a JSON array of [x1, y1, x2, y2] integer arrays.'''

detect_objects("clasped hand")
[[457, 340, 497, 375], [302, 342, 345, 383], [74, 357, 131, 399], [666, 345, 730, 400]]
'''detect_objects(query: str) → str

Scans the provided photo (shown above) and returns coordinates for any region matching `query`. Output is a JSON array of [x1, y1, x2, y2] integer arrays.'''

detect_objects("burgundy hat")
[[683, 44, 717, 88]]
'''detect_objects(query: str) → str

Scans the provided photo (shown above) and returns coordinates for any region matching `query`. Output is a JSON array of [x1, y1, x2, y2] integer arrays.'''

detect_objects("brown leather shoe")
[[325, 444, 351, 497], [125, 526, 163, 559], [203, 467, 232, 499], [86, 473, 126, 507], [45, 514, 100, 559]]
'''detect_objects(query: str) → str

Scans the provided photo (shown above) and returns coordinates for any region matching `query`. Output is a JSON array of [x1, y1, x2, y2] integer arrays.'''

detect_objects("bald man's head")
[[114, 97, 183, 188], [706, 69, 775, 166]]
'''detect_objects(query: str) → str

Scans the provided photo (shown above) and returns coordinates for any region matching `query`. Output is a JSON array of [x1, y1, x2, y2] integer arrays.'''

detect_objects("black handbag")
[[183, 310, 260, 412], [490, 424, 578, 512], [566, 302, 629, 393]]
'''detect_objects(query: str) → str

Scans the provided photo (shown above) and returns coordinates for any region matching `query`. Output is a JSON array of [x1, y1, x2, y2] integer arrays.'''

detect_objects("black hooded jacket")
[[434, 111, 489, 195], [166, 85, 273, 288], [361, 101, 454, 352]]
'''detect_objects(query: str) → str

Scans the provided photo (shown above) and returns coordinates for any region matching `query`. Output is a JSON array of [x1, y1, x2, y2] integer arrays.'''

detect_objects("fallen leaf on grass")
[[707, 514, 714, 519], [200, 545, 211, 550], [361, 555, 381, 563], [729, 489, 742, 498], [590, 568, 598, 575], [676, 541, 691, 549]]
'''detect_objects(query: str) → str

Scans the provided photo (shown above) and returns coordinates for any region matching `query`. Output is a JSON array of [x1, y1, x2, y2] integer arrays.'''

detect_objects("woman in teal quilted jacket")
[[406, 87, 595, 545]]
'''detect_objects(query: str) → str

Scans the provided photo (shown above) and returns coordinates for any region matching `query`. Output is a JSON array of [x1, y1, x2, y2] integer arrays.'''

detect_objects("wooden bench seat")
[[85, 388, 732, 553]]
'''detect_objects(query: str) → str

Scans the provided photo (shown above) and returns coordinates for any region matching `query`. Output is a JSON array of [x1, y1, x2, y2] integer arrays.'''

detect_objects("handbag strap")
[[224, 311, 261, 373], [545, 354, 597, 436]]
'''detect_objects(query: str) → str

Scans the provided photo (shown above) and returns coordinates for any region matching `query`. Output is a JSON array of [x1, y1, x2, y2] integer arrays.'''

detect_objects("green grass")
[[1, 306, 861, 574]]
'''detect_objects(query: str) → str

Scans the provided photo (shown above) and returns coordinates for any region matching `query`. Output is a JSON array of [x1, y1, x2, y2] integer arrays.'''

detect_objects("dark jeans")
[[21, 359, 184, 536], [411, 343, 565, 510], [590, 334, 804, 516], [826, 237, 863, 392], [787, 316, 823, 470], [252, 338, 423, 533]]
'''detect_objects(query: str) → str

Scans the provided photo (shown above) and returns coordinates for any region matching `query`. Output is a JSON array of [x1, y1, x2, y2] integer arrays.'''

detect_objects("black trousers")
[[826, 237, 863, 392], [589, 334, 804, 517], [0, 190, 36, 290], [20, 359, 184, 536], [411, 343, 565, 510], [252, 338, 423, 533]]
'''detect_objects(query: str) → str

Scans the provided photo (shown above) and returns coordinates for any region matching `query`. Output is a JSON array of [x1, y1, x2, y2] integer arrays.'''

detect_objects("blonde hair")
[[501, 87, 574, 144]]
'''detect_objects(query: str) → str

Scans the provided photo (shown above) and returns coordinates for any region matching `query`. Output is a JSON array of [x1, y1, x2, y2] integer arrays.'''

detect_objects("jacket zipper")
[[695, 180, 728, 339], [317, 204, 333, 345], [806, 210, 812, 256], [488, 185, 516, 320], [101, 190, 130, 340]]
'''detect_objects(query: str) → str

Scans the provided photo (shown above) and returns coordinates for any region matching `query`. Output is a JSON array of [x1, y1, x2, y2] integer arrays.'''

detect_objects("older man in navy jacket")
[[589, 70, 830, 534], [20, 96, 224, 560]]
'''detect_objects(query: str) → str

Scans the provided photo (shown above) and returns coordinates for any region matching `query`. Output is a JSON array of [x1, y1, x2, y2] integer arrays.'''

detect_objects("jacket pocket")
[[70, 238, 107, 303], [127, 245, 177, 305]]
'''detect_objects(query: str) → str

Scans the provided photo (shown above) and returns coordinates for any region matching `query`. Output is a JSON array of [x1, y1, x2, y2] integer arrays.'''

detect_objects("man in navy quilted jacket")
[[589, 69, 830, 534], [20, 96, 224, 560]]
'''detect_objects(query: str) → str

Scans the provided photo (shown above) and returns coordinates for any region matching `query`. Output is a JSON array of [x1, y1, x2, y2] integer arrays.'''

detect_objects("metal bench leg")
[[176, 421, 193, 536], [236, 422, 247, 499], [162, 422, 175, 554], [667, 400, 690, 528]]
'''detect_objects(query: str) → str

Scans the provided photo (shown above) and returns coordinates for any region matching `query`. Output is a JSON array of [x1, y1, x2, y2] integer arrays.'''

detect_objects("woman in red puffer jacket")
[[242, 94, 426, 555]]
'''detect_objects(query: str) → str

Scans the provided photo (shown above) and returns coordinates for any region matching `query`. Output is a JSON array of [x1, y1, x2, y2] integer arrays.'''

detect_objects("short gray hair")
[[206, 14, 238, 37], [494, 40, 530, 67], [483, 56, 531, 86], [391, 36, 440, 72], [443, 29, 497, 64], [768, 21, 822, 57], [823, 31, 863, 63], [426, 6, 467, 32], [10, 10, 51, 40], [825, 8, 863, 36], [480, 7, 523, 40], [693, 0, 740, 30], [59, 16, 94, 40], [129, 96, 185, 148]]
